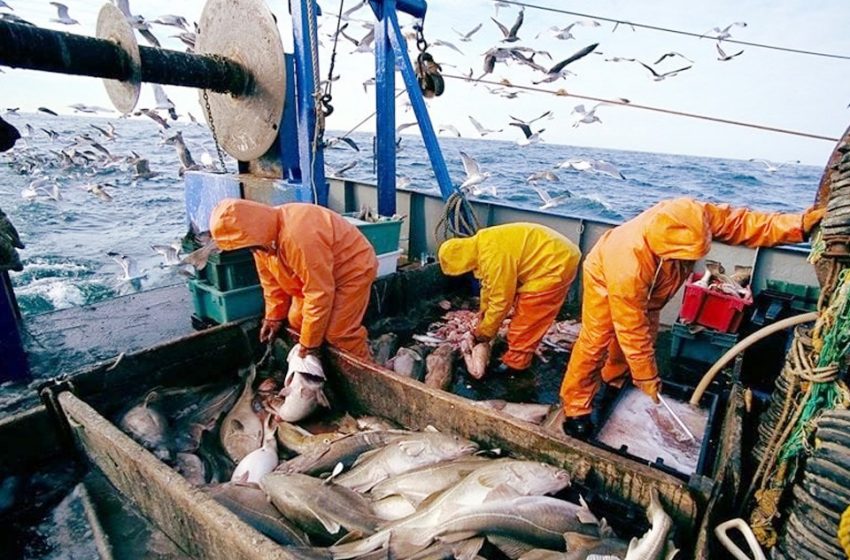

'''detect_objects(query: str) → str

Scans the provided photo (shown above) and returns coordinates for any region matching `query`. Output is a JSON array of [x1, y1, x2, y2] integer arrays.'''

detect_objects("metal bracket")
[[38, 376, 78, 452]]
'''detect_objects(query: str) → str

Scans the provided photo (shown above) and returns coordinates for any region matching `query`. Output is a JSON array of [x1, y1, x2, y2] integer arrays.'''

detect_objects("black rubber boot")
[[562, 414, 594, 440]]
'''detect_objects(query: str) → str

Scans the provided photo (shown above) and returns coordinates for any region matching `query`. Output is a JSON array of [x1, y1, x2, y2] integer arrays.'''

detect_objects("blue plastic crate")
[[188, 279, 263, 324], [670, 321, 738, 365]]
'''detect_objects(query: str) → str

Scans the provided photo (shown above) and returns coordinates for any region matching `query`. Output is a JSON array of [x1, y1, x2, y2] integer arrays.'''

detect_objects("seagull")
[[396, 122, 418, 136], [132, 158, 158, 180], [509, 123, 545, 146], [509, 110, 553, 127], [69, 103, 111, 114], [5, 108, 19, 114], [162, 131, 198, 175], [748, 159, 800, 173], [653, 51, 694, 65], [492, 1, 510, 18], [49, 2, 79, 25], [611, 21, 636, 33], [716, 42, 744, 61], [491, 8, 524, 43], [172, 31, 196, 50], [533, 185, 571, 210], [136, 108, 170, 129], [82, 183, 115, 202], [438, 124, 461, 137], [339, 0, 368, 21], [558, 158, 626, 180], [571, 103, 604, 127], [452, 23, 482, 42], [151, 242, 182, 266], [430, 39, 464, 55], [326, 160, 358, 177], [107, 252, 147, 284], [152, 85, 178, 120], [702, 21, 747, 41], [468, 116, 502, 137], [526, 171, 559, 184], [533, 43, 598, 84], [637, 61, 692, 81], [37, 107, 58, 116], [153, 15, 189, 30], [0, 1, 12, 10], [40, 128, 59, 141], [536, 20, 600, 40], [90, 123, 117, 141], [362, 77, 375, 92], [324, 136, 360, 151], [459, 151, 491, 191], [187, 112, 201, 125]]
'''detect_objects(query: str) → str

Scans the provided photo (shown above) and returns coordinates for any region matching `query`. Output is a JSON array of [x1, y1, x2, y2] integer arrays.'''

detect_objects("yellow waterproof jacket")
[[586, 197, 805, 382], [438, 223, 581, 339], [210, 199, 377, 349]]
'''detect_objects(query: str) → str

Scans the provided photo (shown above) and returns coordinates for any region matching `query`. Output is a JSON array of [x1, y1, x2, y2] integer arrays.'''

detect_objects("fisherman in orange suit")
[[438, 223, 581, 376], [210, 199, 378, 359], [560, 197, 825, 438]]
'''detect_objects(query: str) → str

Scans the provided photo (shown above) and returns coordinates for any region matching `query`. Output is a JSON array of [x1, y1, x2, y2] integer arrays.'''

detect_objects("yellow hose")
[[689, 312, 818, 406], [840, 503, 850, 558]]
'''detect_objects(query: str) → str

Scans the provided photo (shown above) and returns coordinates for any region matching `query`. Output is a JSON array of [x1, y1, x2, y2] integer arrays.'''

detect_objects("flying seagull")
[[571, 103, 605, 127], [324, 136, 360, 151], [38, 107, 58, 116], [468, 116, 502, 137], [459, 151, 491, 191], [50, 2, 79, 25], [152, 85, 178, 120], [715, 42, 744, 61], [533, 185, 571, 210], [748, 158, 800, 173], [533, 43, 599, 84], [107, 251, 147, 284], [491, 8, 524, 43], [701, 21, 747, 41], [509, 123, 545, 146], [536, 20, 600, 40], [558, 158, 625, 180], [438, 124, 462, 137], [526, 170, 559, 184], [653, 51, 694, 65], [452, 23, 482, 42], [637, 61, 692, 81]]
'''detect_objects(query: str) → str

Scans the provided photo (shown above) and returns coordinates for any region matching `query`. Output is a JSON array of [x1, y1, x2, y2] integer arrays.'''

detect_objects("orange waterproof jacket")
[[586, 197, 805, 382], [210, 199, 377, 349], [438, 223, 581, 339]]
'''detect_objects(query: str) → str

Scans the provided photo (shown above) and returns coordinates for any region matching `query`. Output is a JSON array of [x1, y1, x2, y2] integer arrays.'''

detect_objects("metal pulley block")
[[415, 51, 444, 98]]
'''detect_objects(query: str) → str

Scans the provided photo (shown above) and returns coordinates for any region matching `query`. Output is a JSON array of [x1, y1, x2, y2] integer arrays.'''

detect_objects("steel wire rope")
[[441, 73, 840, 142], [495, 0, 850, 61]]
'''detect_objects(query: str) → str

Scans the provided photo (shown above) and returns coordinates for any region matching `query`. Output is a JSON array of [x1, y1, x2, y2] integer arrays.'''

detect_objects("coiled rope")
[[434, 190, 480, 243]]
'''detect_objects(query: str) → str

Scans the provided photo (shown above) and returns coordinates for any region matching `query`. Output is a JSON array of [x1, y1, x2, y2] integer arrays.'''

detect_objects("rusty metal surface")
[[96, 3, 140, 114], [321, 344, 700, 534], [816, 124, 850, 209], [195, 0, 286, 161], [58, 391, 295, 560]]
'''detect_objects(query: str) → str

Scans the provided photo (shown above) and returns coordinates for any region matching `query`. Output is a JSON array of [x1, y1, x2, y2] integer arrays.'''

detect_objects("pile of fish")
[[117, 372, 676, 559], [691, 260, 753, 298]]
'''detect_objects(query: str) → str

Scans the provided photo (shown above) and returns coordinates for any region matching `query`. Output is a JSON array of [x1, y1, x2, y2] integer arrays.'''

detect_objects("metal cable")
[[495, 0, 850, 61], [442, 73, 840, 142]]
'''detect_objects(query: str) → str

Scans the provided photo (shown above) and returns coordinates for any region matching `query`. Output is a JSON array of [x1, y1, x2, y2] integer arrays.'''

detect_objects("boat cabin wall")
[[328, 178, 818, 326]]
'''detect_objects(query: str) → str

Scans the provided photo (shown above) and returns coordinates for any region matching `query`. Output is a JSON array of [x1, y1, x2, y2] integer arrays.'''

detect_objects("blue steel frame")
[[369, 0, 455, 216]]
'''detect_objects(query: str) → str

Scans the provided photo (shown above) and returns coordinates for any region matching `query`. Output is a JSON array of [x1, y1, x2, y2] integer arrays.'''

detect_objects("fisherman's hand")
[[298, 345, 320, 359], [259, 319, 284, 343], [803, 206, 826, 238], [472, 331, 491, 345], [634, 377, 661, 404]]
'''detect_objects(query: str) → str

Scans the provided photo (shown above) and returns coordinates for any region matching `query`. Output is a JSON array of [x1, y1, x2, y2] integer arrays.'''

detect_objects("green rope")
[[807, 228, 826, 264]]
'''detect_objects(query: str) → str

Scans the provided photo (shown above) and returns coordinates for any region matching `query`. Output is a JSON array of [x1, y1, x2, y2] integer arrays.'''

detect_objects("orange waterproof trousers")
[[502, 283, 569, 370], [287, 274, 374, 359], [559, 273, 659, 417]]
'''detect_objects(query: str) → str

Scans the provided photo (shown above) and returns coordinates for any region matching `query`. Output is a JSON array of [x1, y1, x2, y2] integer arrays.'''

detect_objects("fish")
[[119, 390, 170, 460], [275, 420, 349, 455], [231, 417, 279, 484], [273, 370, 330, 422], [207, 483, 310, 546], [475, 400, 553, 425], [425, 343, 456, 390], [333, 460, 570, 558], [276, 430, 408, 476], [462, 340, 491, 379], [334, 431, 479, 493], [260, 472, 384, 544], [369, 455, 491, 506], [371, 333, 399, 366], [174, 452, 206, 486], [370, 494, 418, 521], [180, 238, 220, 271], [220, 367, 264, 463], [387, 346, 425, 380], [517, 531, 630, 559], [624, 488, 677, 560]]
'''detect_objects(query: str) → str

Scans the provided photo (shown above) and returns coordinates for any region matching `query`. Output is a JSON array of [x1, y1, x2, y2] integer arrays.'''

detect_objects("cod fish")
[[335, 431, 479, 493], [277, 430, 408, 476], [370, 494, 418, 521], [260, 472, 384, 544], [207, 483, 310, 546], [369, 455, 490, 506], [174, 452, 206, 485], [276, 420, 348, 455], [624, 488, 677, 560], [425, 343, 456, 390], [274, 370, 330, 422], [516, 531, 629, 559], [462, 340, 492, 380], [231, 417, 279, 484], [372, 333, 399, 366], [120, 390, 170, 460], [387, 346, 425, 381], [220, 366, 264, 463], [476, 400, 552, 425], [333, 460, 570, 559]]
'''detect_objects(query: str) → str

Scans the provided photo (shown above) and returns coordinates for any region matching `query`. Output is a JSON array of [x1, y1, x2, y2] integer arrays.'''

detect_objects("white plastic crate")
[[376, 250, 402, 278]]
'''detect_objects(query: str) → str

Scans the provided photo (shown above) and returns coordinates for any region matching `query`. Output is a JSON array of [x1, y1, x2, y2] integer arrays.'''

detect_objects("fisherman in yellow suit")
[[438, 223, 581, 376]]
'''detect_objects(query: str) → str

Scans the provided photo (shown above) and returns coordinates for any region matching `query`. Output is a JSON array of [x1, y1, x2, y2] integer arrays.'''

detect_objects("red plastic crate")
[[679, 273, 753, 333]]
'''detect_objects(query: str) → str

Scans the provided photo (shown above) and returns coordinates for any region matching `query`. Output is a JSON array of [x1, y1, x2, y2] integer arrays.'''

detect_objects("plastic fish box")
[[181, 237, 259, 291], [679, 273, 753, 333], [591, 381, 719, 480], [187, 278, 263, 324], [764, 279, 820, 313], [669, 321, 739, 366], [377, 250, 402, 278], [343, 215, 403, 255]]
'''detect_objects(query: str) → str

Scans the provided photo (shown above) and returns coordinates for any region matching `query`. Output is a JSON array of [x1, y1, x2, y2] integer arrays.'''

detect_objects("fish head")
[[506, 461, 571, 495], [427, 433, 479, 459]]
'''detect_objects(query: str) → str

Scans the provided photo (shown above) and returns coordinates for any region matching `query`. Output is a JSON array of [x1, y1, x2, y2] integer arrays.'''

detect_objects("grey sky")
[[2, 0, 848, 165]]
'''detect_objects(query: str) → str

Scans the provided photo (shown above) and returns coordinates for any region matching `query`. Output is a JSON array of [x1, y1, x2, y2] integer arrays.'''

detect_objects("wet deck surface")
[[2, 284, 198, 416]]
